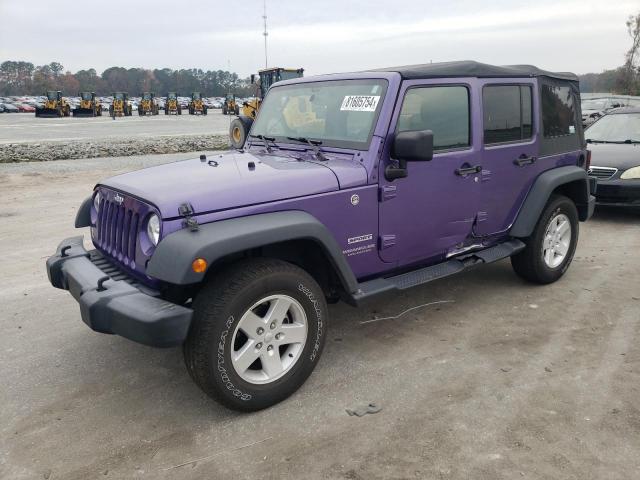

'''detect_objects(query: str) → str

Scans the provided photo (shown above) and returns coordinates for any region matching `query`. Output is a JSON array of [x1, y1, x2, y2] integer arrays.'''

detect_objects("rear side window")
[[483, 85, 533, 144], [397, 86, 470, 151], [541, 85, 577, 137]]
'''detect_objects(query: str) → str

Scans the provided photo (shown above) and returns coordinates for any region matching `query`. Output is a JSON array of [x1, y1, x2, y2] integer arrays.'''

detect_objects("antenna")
[[262, 0, 268, 68]]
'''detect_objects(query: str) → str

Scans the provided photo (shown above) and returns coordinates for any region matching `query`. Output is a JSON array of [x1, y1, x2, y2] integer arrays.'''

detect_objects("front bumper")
[[46, 236, 192, 347], [594, 179, 640, 206]]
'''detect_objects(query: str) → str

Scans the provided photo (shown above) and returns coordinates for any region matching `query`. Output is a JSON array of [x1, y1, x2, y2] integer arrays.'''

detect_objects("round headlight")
[[147, 214, 161, 246], [620, 165, 640, 180], [93, 192, 101, 211]]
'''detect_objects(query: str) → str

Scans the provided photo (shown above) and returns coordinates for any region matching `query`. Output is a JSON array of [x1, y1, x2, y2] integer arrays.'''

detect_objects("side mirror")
[[386, 130, 434, 180]]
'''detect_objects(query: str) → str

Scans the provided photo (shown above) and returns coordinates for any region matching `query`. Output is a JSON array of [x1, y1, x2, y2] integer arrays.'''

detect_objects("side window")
[[541, 84, 577, 137], [483, 85, 533, 145], [397, 86, 470, 151]]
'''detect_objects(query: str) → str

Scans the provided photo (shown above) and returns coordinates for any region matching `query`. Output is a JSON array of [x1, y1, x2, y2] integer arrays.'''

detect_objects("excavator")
[[188, 92, 207, 115], [35, 91, 71, 117], [229, 67, 303, 148], [72, 92, 102, 117], [139, 92, 159, 116]]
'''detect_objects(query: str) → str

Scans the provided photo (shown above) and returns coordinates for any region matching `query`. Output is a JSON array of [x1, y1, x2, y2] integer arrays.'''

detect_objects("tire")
[[229, 116, 252, 149], [511, 194, 579, 284], [184, 258, 328, 411], [234, 106, 240, 115], [222, 106, 227, 115], [203, 106, 208, 115]]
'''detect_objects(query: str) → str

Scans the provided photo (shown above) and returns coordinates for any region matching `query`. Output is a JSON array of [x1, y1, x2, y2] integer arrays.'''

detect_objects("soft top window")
[[542, 85, 577, 138]]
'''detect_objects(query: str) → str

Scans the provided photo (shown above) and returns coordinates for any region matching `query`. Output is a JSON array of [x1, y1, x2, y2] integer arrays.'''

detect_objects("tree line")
[[0, 61, 255, 97]]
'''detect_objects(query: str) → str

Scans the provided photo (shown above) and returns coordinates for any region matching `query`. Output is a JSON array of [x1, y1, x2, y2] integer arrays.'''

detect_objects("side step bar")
[[351, 239, 525, 304]]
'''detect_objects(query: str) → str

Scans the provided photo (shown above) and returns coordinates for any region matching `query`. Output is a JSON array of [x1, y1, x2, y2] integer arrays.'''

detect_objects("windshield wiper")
[[249, 134, 276, 152], [623, 139, 640, 144], [286, 137, 328, 161]]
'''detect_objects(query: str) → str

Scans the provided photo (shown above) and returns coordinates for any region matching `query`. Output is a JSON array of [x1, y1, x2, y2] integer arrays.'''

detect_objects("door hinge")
[[379, 185, 397, 202], [379, 234, 396, 249]]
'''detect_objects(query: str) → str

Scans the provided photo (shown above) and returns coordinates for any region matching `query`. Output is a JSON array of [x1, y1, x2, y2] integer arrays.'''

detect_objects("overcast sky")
[[0, 0, 637, 77]]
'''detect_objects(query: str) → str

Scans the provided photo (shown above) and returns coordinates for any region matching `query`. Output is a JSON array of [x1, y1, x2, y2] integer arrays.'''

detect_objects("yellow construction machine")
[[139, 92, 159, 116], [109, 92, 133, 119], [229, 67, 303, 148], [188, 92, 207, 115], [72, 92, 102, 117], [164, 92, 182, 115], [222, 94, 239, 116], [35, 91, 71, 117]]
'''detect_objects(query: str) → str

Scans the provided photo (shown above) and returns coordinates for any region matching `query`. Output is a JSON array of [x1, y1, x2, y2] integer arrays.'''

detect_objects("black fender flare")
[[146, 211, 358, 293], [510, 166, 593, 238], [75, 196, 92, 228]]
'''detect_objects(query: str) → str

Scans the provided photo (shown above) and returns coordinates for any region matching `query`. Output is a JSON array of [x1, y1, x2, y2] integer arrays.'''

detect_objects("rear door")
[[475, 80, 539, 236]]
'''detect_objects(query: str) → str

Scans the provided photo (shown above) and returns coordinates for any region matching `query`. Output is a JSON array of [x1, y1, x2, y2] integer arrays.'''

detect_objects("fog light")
[[192, 258, 208, 273]]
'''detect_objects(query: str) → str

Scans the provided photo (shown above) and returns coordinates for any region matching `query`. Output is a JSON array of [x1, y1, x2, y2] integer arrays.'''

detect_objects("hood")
[[99, 150, 366, 218], [588, 142, 640, 170]]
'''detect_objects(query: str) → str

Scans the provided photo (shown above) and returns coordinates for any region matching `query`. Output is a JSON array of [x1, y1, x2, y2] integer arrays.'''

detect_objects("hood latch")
[[178, 202, 199, 232]]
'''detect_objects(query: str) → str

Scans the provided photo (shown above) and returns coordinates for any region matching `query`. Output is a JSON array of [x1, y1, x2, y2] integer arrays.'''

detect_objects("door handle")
[[514, 155, 536, 167], [455, 164, 482, 176]]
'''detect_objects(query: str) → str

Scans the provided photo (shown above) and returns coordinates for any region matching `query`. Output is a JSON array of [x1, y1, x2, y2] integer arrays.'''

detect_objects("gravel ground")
[[0, 112, 233, 162], [0, 135, 229, 162], [1, 154, 639, 480]]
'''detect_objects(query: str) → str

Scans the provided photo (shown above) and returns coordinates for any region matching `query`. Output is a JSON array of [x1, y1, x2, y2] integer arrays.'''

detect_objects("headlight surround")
[[146, 214, 161, 246], [620, 166, 640, 180], [93, 191, 101, 211]]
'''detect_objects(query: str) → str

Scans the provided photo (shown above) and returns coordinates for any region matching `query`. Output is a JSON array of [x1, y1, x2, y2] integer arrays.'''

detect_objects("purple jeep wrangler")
[[47, 61, 596, 411]]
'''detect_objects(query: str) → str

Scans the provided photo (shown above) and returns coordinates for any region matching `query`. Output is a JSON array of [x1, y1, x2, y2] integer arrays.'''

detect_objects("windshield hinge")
[[178, 203, 199, 232]]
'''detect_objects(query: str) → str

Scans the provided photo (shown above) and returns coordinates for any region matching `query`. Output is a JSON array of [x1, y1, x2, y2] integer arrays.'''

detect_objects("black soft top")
[[371, 60, 578, 82]]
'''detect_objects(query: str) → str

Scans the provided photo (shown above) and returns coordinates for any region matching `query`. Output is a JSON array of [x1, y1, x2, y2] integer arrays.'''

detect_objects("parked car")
[[16, 103, 35, 113], [585, 107, 640, 206], [581, 98, 623, 127], [2, 103, 19, 113], [0, 104, 5, 113], [47, 61, 594, 412]]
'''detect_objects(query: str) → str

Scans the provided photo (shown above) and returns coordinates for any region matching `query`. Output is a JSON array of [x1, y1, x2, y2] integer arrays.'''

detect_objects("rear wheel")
[[184, 258, 327, 411], [511, 194, 579, 284]]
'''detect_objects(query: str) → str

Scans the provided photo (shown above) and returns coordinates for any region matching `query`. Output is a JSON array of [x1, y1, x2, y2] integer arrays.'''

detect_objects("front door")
[[378, 80, 482, 267]]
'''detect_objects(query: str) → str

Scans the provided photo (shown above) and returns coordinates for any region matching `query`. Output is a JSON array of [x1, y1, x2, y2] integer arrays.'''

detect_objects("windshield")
[[143, 93, 151, 100], [114, 93, 124, 100], [168, 93, 177, 99], [192, 92, 201, 100], [251, 79, 388, 149], [81, 92, 92, 100], [585, 113, 640, 142], [46, 91, 58, 100]]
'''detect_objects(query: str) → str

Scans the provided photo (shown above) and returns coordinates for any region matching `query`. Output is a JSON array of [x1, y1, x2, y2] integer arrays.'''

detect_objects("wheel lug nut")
[[256, 342, 262, 349], [270, 322, 276, 330], [275, 333, 281, 340], [257, 327, 264, 335], [267, 345, 273, 351]]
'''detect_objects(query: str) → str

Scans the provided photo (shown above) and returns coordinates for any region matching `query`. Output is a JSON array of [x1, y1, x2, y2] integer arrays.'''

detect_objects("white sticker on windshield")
[[569, 125, 575, 134], [340, 95, 380, 112]]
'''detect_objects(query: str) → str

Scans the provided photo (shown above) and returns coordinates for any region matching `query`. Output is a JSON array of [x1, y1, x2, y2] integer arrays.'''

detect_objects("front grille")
[[89, 250, 159, 296], [96, 196, 140, 267], [588, 166, 617, 180]]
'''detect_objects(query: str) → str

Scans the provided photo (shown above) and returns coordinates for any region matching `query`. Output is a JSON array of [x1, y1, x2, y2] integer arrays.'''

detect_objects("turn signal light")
[[192, 258, 208, 273]]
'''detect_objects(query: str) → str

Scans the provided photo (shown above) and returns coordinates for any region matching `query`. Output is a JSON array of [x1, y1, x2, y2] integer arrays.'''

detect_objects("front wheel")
[[184, 259, 328, 411], [511, 194, 579, 284]]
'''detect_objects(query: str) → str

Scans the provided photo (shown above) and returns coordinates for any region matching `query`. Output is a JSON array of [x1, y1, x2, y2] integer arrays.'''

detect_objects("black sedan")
[[586, 107, 640, 207]]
